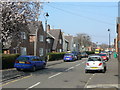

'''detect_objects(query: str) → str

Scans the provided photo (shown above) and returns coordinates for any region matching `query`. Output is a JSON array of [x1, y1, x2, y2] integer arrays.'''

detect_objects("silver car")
[[85, 55, 106, 73]]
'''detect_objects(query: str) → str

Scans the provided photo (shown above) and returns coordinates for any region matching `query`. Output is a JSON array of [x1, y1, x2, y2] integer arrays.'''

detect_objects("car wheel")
[[42, 63, 46, 69], [31, 66, 36, 72], [85, 70, 88, 73], [102, 68, 105, 73]]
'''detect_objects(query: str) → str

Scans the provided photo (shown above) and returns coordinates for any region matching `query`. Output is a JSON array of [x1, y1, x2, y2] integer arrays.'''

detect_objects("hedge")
[[85, 51, 95, 55], [2, 54, 20, 69], [47, 52, 67, 61]]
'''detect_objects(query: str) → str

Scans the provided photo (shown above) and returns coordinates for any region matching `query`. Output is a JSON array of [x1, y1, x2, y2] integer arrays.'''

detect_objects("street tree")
[[76, 33, 92, 48], [1, 1, 43, 49], [99, 43, 109, 50]]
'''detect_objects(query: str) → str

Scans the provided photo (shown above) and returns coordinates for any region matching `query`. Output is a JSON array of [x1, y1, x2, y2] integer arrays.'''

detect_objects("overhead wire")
[[46, 3, 116, 26], [51, 2, 118, 19]]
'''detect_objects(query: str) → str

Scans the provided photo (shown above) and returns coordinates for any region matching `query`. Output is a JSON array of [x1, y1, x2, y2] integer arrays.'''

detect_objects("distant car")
[[14, 55, 46, 71], [85, 55, 106, 73], [72, 51, 82, 60], [63, 53, 76, 62], [81, 52, 88, 58], [98, 53, 109, 62]]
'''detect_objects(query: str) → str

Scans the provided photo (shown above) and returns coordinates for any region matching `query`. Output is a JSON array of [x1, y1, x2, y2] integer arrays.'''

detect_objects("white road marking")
[[26, 82, 41, 89], [48, 72, 62, 79], [75, 64, 81, 67], [86, 84, 119, 88], [84, 74, 95, 88], [65, 67, 74, 71]]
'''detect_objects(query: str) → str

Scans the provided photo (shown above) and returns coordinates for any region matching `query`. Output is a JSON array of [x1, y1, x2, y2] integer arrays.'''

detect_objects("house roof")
[[28, 21, 43, 35], [49, 29, 61, 50], [47, 32, 55, 39], [64, 35, 73, 43]]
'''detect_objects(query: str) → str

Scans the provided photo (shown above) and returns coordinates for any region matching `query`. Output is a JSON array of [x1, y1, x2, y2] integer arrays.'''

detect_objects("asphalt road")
[[1, 57, 119, 89]]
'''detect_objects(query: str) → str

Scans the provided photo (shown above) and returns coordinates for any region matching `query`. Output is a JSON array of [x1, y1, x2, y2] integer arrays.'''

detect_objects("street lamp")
[[45, 12, 49, 32], [108, 29, 111, 59], [45, 12, 49, 55]]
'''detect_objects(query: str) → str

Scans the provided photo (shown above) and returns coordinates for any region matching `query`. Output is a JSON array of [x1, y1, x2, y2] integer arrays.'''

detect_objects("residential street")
[[1, 56, 118, 89]]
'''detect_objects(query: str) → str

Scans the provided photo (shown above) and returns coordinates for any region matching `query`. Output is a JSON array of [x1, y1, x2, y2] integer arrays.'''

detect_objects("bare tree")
[[1, 1, 43, 49], [76, 33, 92, 47], [99, 44, 109, 50]]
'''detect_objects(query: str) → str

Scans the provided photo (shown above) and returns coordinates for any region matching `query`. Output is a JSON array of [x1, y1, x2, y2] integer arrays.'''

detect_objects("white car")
[[85, 55, 106, 73]]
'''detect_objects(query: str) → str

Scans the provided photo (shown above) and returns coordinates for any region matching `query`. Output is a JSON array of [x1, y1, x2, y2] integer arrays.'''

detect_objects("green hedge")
[[2, 54, 20, 69], [85, 51, 95, 55], [47, 52, 66, 61]]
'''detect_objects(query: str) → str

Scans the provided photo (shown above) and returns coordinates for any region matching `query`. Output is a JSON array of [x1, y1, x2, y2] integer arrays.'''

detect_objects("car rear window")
[[65, 54, 72, 56], [99, 54, 106, 56], [16, 56, 30, 61], [88, 57, 101, 61]]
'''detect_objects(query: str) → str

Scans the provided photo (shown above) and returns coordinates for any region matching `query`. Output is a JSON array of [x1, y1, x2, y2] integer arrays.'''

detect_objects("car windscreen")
[[16, 56, 30, 61], [99, 54, 106, 56], [88, 57, 101, 61]]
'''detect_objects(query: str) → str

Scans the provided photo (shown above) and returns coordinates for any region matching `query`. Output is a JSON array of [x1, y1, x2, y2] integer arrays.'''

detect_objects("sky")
[[40, 1, 118, 45]]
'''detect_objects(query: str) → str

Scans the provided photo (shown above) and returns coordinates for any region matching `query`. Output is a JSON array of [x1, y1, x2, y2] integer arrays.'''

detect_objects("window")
[[39, 48, 44, 56], [21, 32, 26, 39], [59, 39, 62, 44], [39, 35, 44, 42], [32, 57, 40, 61], [20, 47, 27, 55]]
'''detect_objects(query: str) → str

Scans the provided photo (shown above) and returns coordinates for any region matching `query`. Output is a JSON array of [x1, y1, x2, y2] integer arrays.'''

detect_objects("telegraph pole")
[[108, 29, 111, 59]]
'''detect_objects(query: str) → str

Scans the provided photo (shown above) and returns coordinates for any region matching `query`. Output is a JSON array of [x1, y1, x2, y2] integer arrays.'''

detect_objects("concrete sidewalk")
[[1, 59, 64, 82]]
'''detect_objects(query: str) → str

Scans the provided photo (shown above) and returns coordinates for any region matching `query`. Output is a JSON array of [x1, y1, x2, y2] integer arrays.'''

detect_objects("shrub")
[[2, 54, 20, 69], [47, 52, 66, 61], [85, 51, 95, 55]]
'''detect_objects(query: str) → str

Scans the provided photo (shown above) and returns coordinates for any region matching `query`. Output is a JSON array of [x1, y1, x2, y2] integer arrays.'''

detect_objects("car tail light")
[[15, 60, 19, 63], [25, 61, 31, 64], [70, 56, 73, 58], [86, 63, 89, 66], [99, 63, 102, 66]]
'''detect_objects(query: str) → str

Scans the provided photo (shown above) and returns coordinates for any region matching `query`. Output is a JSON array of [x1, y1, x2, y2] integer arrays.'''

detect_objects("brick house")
[[62, 32, 69, 52], [4, 23, 30, 54], [4, 21, 47, 57], [64, 35, 74, 52], [28, 21, 46, 57], [47, 25, 63, 52], [45, 31, 55, 53]]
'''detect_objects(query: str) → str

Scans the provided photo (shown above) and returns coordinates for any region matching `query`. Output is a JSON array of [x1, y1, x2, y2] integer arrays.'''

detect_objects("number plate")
[[19, 62, 25, 64], [66, 58, 69, 60], [91, 67, 98, 69]]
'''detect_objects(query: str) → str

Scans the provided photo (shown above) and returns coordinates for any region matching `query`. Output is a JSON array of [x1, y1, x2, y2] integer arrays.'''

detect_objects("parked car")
[[14, 55, 46, 71], [98, 53, 109, 62], [72, 51, 82, 60], [81, 52, 88, 58], [85, 55, 106, 73], [63, 53, 76, 62]]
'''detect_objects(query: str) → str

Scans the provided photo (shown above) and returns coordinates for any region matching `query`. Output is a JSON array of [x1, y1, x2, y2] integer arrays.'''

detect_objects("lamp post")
[[45, 12, 49, 32], [108, 29, 111, 59], [45, 12, 49, 55], [73, 43, 76, 51]]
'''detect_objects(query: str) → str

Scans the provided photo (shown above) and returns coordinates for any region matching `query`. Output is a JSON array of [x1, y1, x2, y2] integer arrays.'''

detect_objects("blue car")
[[14, 55, 46, 71], [63, 53, 76, 62]]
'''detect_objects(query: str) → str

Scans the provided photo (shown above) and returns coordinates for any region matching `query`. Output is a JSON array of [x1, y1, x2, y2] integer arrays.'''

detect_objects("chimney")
[[47, 24, 50, 32]]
